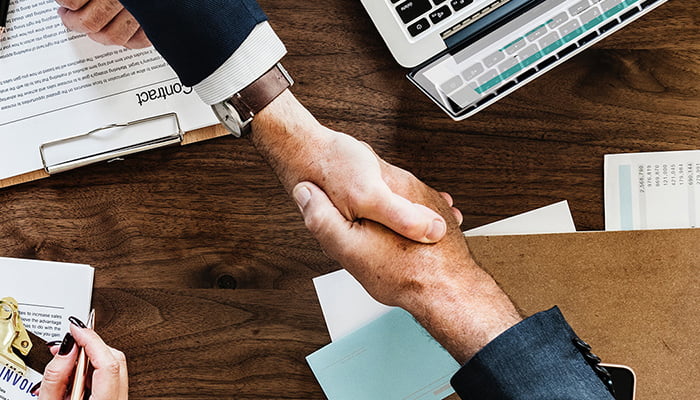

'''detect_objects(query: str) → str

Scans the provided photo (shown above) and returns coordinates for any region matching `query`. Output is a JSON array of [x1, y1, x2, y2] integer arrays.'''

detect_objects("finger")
[[125, 28, 151, 49], [86, 8, 140, 46], [55, 0, 89, 11], [38, 334, 78, 400], [293, 182, 359, 260], [439, 192, 454, 207], [110, 347, 129, 400], [58, 0, 123, 33], [70, 326, 121, 399], [452, 206, 464, 225], [358, 188, 447, 243]]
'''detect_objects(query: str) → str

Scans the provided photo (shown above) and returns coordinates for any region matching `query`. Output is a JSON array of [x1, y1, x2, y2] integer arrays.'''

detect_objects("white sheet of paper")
[[604, 150, 700, 230], [0, 0, 217, 180], [0, 257, 94, 400], [463, 200, 576, 236], [313, 200, 576, 342]]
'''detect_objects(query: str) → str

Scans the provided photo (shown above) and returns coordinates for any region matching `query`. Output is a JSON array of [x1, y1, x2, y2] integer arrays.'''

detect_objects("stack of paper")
[[0, 258, 93, 400]]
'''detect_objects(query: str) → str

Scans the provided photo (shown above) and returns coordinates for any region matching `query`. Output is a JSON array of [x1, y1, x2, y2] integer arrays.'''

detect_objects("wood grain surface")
[[0, 1, 698, 398]]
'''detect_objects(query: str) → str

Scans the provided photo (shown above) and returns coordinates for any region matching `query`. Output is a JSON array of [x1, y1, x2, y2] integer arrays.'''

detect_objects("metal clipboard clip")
[[39, 112, 184, 175]]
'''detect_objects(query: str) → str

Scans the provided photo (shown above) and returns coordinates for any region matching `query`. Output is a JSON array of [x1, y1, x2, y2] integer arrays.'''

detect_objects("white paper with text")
[[605, 150, 700, 230], [0, 257, 93, 400], [0, 0, 217, 180]]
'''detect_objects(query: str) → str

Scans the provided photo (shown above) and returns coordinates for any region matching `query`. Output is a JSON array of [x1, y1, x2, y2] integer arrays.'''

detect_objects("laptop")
[[360, 0, 668, 120]]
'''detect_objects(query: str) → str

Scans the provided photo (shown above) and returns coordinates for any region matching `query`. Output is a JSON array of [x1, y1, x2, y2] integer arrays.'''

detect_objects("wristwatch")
[[211, 63, 293, 137]]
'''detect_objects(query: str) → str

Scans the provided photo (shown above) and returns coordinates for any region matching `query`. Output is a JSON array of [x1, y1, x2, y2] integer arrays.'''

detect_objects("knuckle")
[[105, 359, 122, 377], [58, 0, 83, 11], [113, 349, 127, 363], [41, 365, 65, 385]]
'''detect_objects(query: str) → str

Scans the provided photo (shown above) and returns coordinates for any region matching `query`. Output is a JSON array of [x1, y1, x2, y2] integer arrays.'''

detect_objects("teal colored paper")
[[306, 308, 459, 400]]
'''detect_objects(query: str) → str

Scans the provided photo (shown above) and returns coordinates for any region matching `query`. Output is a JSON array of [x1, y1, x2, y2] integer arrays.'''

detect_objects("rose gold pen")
[[70, 309, 95, 400]]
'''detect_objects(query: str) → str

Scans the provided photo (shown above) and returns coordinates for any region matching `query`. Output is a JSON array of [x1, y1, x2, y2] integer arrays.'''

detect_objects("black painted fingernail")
[[46, 340, 62, 347], [69, 316, 87, 329], [58, 333, 75, 355], [30, 381, 41, 394]]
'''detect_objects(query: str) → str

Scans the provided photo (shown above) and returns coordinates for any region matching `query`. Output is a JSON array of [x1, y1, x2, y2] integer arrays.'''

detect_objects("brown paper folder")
[[0, 124, 229, 189], [465, 228, 699, 400]]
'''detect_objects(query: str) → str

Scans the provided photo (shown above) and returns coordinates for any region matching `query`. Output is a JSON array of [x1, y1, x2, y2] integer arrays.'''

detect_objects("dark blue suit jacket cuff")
[[450, 307, 614, 400], [120, 0, 268, 86]]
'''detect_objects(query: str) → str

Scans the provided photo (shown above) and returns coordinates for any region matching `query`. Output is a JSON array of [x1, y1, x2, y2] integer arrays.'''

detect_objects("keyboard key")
[[580, 6, 602, 26], [600, 0, 624, 13], [619, 6, 640, 22], [391, 0, 401, 3], [475, 93, 496, 107], [557, 44, 578, 58], [483, 51, 506, 68], [462, 63, 485, 81], [433, 0, 448, 4], [504, 38, 526, 55], [439, 75, 463, 93], [536, 56, 557, 70], [396, 0, 433, 24], [598, 19, 619, 33], [548, 12, 569, 29], [515, 68, 537, 82], [559, 20, 581, 38], [641, 0, 662, 8], [477, 69, 498, 86], [539, 31, 561, 48], [517, 44, 539, 60], [451, 0, 474, 12], [429, 5, 452, 24], [495, 80, 517, 96], [498, 57, 519, 73], [448, 85, 480, 107], [577, 31, 599, 46], [408, 18, 431, 36], [526, 25, 548, 42], [568, 0, 590, 16]]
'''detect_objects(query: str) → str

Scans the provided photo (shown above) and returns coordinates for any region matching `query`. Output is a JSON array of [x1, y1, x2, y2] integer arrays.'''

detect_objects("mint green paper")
[[306, 308, 459, 400]]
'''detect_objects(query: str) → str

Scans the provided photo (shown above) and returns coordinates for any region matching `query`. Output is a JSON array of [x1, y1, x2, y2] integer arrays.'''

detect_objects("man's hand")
[[56, 0, 150, 48], [294, 176, 522, 363], [252, 91, 455, 243]]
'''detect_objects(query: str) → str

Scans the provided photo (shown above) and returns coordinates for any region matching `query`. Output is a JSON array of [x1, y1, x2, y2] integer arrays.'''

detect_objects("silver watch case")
[[211, 98, 253, 138]]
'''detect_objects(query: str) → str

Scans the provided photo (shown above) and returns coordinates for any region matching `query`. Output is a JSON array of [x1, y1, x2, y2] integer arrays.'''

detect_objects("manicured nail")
[[293, 185, 311, 209], [46, 340, 62, 347], [69, 316, 87, 328], [58, 333, 75, 355], [30, 381, 41, 394], [425, 219, 446, 241]]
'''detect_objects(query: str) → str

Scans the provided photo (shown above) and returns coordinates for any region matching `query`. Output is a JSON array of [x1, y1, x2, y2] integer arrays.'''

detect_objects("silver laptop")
[[360, 0, 667, 120]]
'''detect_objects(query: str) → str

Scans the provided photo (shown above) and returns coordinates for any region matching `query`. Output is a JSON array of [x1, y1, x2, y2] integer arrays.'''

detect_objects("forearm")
[[250, 90, 331, 192], [400, 255, 522, 363]]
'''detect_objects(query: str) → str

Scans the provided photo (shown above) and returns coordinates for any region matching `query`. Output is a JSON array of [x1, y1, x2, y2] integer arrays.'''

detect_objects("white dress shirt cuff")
[[193, 21, 287, 105]]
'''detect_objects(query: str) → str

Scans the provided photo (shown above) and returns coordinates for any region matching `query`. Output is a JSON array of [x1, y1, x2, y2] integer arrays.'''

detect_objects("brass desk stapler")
[[1, 297, 52, 375]]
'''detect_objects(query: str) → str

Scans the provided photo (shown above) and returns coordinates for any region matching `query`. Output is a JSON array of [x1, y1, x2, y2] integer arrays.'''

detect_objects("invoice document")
[[0, 257, 93, 400], [605, 150, 699, 230], [0, 0, 217, 180]]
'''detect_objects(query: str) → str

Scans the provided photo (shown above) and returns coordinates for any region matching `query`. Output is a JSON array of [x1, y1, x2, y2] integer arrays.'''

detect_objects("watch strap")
[[227, 63, 293, 121]]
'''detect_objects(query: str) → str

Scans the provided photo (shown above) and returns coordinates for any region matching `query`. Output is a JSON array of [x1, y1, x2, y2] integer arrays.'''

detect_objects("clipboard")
[[0, 113, 229, 189]]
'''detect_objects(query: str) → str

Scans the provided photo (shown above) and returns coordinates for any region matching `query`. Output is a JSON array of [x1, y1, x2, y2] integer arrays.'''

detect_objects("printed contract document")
[[0, 0, 217, 180]]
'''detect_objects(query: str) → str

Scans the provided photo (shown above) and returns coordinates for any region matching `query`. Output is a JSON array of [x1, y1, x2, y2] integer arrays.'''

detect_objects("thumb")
[[293, 182, 358, 259]]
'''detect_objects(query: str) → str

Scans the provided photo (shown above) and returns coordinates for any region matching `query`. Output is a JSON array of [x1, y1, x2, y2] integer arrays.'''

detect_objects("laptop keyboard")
[[392, 0, 473, 37], [409, 0, 666, 118]]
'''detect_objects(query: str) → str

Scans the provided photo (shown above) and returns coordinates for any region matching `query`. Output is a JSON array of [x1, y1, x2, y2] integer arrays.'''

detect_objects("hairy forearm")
[[250, 90, 329, 192], [400, 249, 522, 363]]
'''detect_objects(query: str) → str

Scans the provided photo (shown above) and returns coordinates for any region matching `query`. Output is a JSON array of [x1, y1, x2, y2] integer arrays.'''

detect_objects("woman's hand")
[[37, 321, 128, 400]]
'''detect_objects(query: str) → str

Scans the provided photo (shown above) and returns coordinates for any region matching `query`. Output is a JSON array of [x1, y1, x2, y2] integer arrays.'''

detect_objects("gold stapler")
[[1, 297, 52, 375]]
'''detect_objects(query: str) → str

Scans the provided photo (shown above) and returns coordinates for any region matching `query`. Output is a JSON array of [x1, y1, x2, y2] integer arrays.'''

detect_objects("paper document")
[[0, 257, 93, 400], [605, 150, 699, 230], [0, 0, 217, 180], [463, 200, 576, 236], [306, 308, 459, 400]]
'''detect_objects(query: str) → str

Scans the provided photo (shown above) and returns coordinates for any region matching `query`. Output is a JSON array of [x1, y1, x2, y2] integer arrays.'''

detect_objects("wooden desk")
[[0, 1, 698, 398]]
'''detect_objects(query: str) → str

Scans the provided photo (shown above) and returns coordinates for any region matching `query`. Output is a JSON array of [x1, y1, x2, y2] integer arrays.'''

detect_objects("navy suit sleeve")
[[119, 0, 268, 86], [451, 307, 615, 400]]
